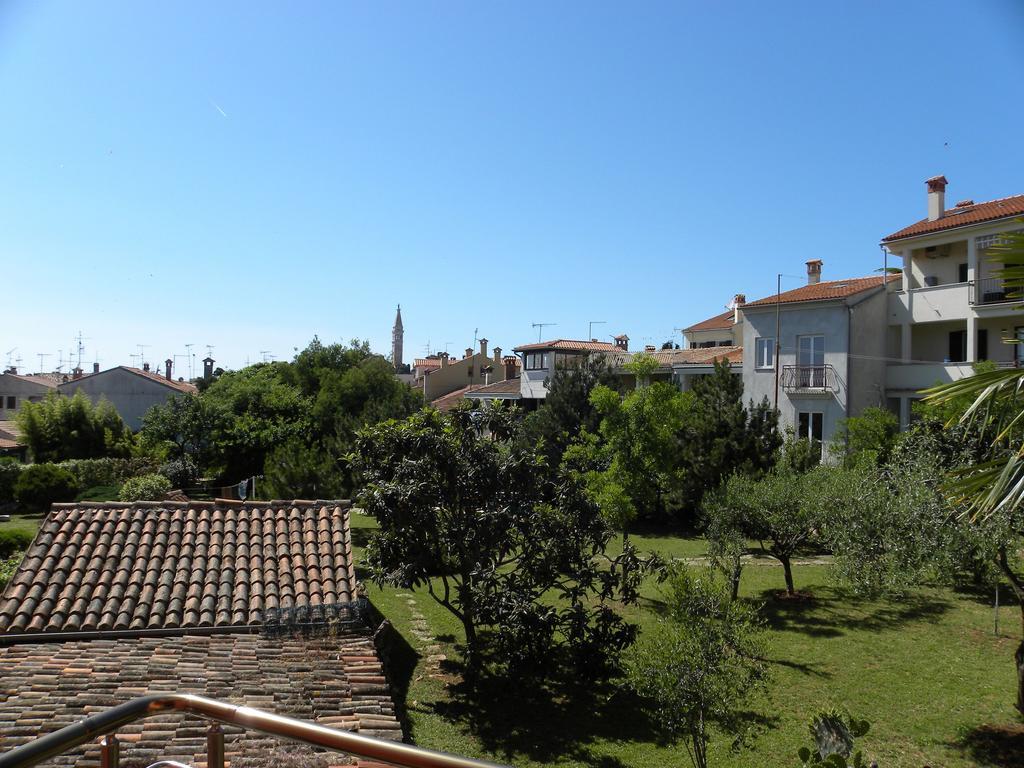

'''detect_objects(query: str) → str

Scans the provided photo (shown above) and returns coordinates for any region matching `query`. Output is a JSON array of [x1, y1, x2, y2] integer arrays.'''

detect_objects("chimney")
[[165, 359, 173, 381], [614, 334, 629, 351], [92, 362, 100, 374], [465, 347, 473, 360], [492, 346, 502, 364], [203, 356, 215, 381], [644, 345, 656, 353], [806, 259, 823, 285], [503, 355, 518, 380], [732, 293, 746, 324], [143, 362, 150, 372], [72, 366, 83, 380], [439, 352, 449, 369], [927, 175, 947, 221], [479, 338, 488, 359]]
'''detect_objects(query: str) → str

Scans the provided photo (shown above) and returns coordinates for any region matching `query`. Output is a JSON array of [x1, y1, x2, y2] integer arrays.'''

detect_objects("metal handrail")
[[0, 693, 510, 768], [781, 364, 836, 392]]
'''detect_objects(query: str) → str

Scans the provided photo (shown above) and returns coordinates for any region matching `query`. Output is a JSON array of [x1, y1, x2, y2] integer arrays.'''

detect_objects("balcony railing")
[[972, 277, 1021, 306], [0, 694, 508, 768], [781, 365, 836, 393]]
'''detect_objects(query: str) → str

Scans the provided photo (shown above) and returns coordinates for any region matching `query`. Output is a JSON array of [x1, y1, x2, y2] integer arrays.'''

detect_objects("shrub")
[[0, 458, 23, 504], [119, 474, 172, 502], [13, 464, 80, 511], [0, 554, 21, 591], [0, 529, 33, 558], [57, 457, 159, 488], [158, 457, 198, 488], [76, 485, 122, 502]]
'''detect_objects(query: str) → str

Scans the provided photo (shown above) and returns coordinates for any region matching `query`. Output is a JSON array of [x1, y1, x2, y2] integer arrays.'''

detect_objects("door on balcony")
[[797, 334, 825, 387]]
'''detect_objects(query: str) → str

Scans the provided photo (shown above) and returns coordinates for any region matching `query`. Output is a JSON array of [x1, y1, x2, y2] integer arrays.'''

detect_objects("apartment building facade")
[[882, 176, 1024, 426]]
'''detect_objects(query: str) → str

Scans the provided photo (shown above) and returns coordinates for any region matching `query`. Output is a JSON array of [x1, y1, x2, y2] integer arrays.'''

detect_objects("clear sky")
[[2, 1, 1023, 374]]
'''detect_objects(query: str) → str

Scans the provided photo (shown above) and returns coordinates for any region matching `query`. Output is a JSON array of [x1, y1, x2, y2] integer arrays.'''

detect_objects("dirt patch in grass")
[[955, 723, 1024, 767]]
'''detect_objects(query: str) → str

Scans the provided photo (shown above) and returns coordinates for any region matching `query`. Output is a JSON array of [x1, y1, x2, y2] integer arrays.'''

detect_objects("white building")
[[882, 176, 1024, 426]]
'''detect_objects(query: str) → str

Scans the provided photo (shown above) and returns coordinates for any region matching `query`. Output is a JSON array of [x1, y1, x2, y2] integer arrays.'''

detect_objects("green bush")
[[0, 458, 23, 504], [13, 464, 80, 512], [119, 473, 172, 502], [57, 457, 159, 488], [0, 554, 21, 591], [0, 529, 33, 558]]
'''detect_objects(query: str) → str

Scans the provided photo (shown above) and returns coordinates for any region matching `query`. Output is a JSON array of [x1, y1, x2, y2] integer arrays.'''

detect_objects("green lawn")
[[0, 513, 43, 540], [350, 512, 1023, 768]]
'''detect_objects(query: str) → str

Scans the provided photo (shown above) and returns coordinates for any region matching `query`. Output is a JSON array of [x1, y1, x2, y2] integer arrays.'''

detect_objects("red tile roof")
[[59, 366, 198, 394], [882, 194, 1024, 242], [413, 358, 441, 368], [742, 276, 891, 308], [430, 385, 472, 412], [0, 632, 401, 765], [0, 500, 358, 636], [463, 378, 522, 397], [683, 309, 735, 333], [3, 373, 59, 388], [513, 339, 620, 353]]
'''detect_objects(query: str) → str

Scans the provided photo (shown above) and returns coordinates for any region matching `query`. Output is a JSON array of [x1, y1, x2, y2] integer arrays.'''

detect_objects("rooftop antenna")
[[588, 320, 606, 340], [4, 348, 16, 368], [129, 353, 141, 367], [423, 339, 432, 356], [136, 344, 150, 368], [532, 322, 556, 342], [74, 331, 89, 368], [36, 352, 50, 372], [184, 343, 195, 378], [205, 344, 215, 358], [260, 350, 273, 363], [673, 327, 686, 347], [443, 341, 454, 355], [56, 349, 64, 372]]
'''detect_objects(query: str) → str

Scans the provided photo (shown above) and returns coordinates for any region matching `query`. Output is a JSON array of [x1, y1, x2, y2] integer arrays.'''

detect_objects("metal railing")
[[972, 277, 1021, 306], [781, 364, 836, 392], [0, 694, 509, 768]]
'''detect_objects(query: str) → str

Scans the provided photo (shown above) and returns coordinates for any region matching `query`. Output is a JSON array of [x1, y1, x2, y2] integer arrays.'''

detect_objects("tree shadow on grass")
[[755, 588, 952, 639], [952, 723, 1024, 767], [426, 666, 665, 767]]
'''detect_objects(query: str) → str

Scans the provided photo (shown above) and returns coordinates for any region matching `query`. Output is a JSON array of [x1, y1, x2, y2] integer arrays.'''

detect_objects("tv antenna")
[[443, 341, 454, 355], [205, 344, 215, 358], [136, 344, 150, 368], [4, 348, 16, 368], [260, 350, 273, 363], [532, 322, 556, 342], [56, 349, 64, 372], [673, 327, 687, 347], [588, 321, 606, 340], [74, 331, 89, 368], [184, 343, 195, 378], [37, 352, 50, 372]]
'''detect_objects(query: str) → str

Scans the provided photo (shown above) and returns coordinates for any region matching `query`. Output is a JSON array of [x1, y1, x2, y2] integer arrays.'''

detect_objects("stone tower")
[[392, 304, 404, 371]]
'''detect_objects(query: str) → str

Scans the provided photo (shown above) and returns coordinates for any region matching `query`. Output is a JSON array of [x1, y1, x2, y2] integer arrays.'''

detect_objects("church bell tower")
[[392, 305, 404, 372]]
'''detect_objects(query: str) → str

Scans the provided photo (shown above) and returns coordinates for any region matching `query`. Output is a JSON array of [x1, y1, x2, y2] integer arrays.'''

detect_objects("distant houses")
[[58, 362, 197, 431]]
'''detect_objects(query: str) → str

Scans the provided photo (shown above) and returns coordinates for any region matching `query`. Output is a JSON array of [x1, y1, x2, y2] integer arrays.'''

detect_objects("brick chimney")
[[927, 175, 947, 222], [143, 362, 150, 372], [72, 366, 83, 380], [614, 334, 629, 351], [465, 347, 473, 360], [492, 346, 502, 364], [439, 352, 449, 369], [644, 345, 656, 353], [503, 355, 518, 380], [93, 362, 100, 374], [165, 359, 173, 381], [806, 259, 823, 285], [479, 338, 488, 359], [732, 293, 746, 324]]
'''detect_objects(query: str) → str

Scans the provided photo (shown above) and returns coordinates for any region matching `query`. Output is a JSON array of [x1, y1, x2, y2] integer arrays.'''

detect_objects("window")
[[798, 411, 823, 442], [755, 337, 774, 369], [524, 352, 549, 370], [958, 263, 969, 283], [977, 329, 988, 361], [797, 334, 825, 387], [4, 396, 14, 409], [948, 330, 967, 363]]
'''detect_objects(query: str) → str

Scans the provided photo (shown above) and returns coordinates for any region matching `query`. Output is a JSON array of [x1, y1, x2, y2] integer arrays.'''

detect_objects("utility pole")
[[588, 320, 606, 340], [774, 273, 781, 412], [532, 322, 556, 342]]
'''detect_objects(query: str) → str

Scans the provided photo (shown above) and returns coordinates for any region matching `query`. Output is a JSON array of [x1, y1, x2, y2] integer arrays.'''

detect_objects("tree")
[[705, 468, 818, 596], [676, 361, 780, 519], [629, 568, 768, 768], [355, 405, 643, 678], [522, 353, 620, 468], [139, 393, 227, 473], [14, 464, 79, 511], [832, 406, 899, 468], [15, 391, 133, 462]]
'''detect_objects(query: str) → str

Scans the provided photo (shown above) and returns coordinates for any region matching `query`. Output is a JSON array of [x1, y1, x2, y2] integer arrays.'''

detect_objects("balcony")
[[781, 365, 837, 393], [972, 277, 1020, 306]]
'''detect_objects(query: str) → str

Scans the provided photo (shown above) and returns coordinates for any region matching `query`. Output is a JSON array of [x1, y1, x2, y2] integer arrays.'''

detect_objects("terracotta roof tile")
[[653, 346, 743, 365], [683, 309, 736, 333], [742, 276, 892, 308], [463, 378, 522, 397], [413, 358, 441, 369], [430, 385, 472, 412], [0, 501, 358, 637], [60, 366, 198, 394], [513, 339, 620, 353], [0, 633, 401, 765], [882, 194, 1024, 242]]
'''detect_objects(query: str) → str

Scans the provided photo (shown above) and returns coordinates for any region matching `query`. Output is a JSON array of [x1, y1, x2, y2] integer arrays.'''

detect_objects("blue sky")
[[2, 1, 1023, 373]]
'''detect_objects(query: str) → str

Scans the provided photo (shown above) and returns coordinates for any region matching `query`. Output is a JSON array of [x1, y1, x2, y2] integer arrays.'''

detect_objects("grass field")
[[0, 513, 43, 540], [351, 512, 1024, 768]]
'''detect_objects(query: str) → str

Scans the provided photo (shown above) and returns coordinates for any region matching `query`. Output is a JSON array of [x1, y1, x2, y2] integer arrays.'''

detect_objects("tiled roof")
[[513, 339, 620, 353], [882, 194, 1024, 242], [60, 366, 198, 394], [742, 276, 891, 308], [683, 309, 735, 333], [0, 632, 401, 766], [413, 358, 441, 369], [464, 378, 522, 397], [3, 373, 59, 388], [661, 346, 743, 365], [0, 500, 358, 636], [430, 385, 472, 412]]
